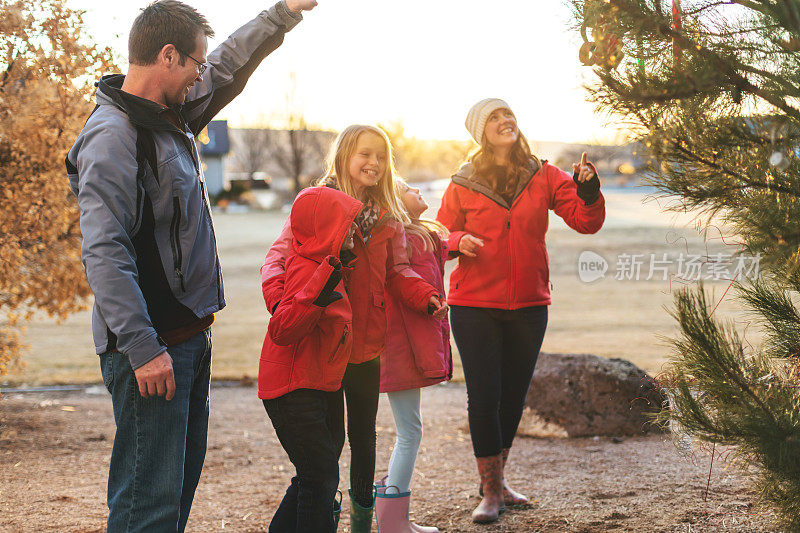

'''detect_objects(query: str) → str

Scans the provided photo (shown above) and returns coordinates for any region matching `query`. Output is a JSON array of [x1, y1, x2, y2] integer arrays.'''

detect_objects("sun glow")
[[67, 0, 627, 143]]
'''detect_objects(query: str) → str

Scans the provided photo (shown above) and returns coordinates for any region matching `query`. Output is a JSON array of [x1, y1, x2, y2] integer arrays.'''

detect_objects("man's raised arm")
[[183, 0, 318, 134]]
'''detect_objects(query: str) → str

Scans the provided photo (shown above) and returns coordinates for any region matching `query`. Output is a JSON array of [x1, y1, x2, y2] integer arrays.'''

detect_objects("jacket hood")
[[452, 159, 543, 208], [95, 74, 184, 132], [290, 187, 363, 261], [453, 158, 542, 181], [453, 162, 474, 181]]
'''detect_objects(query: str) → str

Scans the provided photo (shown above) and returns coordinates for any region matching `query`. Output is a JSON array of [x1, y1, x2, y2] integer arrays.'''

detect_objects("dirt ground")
[[0, 383, 780, 532]]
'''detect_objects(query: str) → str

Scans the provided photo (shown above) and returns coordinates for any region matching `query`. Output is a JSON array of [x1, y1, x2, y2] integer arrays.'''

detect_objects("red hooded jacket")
[[437, 160, 605, 309], [258, 187, 362, 400], [380, 231, 452, 393], [261, 187, 439, 365]]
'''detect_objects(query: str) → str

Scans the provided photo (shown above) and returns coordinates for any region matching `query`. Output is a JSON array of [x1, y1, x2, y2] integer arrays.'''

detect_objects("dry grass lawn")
[[2, 189, 760, 387]]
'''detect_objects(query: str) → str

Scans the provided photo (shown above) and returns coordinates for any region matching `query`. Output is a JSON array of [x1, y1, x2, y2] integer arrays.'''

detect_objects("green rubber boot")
[[334, 490, 343, 530], [348, 489, 374, 533]]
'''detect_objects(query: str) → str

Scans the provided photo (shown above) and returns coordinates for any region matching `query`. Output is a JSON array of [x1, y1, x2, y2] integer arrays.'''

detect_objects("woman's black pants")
[[450, 305, 548, 457]]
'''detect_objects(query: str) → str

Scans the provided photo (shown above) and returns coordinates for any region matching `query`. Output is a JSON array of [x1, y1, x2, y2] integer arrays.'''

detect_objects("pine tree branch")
[[738, 64, 800, 96], [682, 1, 740, 17], [731, 0, 773, 17], [628, 108, 800, 202], [613, 0, 800, 121], [730, 180, 800, 197], [738, 278, 800, 359], [697, 24, 780, 38], [676, 288, 788, 435], [578, 1, 800, 527]]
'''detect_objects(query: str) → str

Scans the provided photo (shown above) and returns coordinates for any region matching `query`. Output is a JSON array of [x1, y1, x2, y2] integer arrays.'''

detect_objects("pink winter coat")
[[380, 231, 453, 393]]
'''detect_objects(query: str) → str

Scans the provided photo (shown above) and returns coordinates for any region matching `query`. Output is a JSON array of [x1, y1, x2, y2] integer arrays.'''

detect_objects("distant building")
[[198, 120, 230, 196], [225, 128, 335, 194]]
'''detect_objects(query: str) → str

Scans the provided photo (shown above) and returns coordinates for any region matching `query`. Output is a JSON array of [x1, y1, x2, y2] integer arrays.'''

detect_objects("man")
[[66, 0, 317, 530]]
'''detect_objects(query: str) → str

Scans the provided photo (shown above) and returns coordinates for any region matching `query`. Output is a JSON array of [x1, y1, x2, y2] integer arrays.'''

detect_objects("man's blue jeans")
[[100, 329, 212, 532]]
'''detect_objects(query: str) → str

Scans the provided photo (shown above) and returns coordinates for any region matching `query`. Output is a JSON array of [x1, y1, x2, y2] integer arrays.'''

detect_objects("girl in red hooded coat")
[[259, 186, 362, 532], [260, 125, 448, 532]]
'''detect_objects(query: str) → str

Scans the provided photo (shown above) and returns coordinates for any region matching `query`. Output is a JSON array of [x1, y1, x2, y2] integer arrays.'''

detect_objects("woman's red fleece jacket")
[[437, 160, 605, 309]]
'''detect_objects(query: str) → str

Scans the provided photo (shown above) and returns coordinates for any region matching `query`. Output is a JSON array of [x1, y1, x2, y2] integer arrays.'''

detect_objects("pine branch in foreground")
[[663, 285, 800, 529], [571, 0, 800, 527]]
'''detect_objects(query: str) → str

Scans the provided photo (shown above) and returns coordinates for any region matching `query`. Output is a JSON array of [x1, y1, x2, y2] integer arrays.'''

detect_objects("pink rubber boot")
[[375, 486, 414, 533], [376, 477, 440, 533]]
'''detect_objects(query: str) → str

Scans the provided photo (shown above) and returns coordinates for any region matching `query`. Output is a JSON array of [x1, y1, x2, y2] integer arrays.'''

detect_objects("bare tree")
[[270, 117, 330, 194], [268, 73, 331, 195], [231, 127, 273, 188]]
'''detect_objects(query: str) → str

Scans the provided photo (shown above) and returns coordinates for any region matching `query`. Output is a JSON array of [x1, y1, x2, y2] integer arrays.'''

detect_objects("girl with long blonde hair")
[[261, 125, 447, 532], [372, 178, 452, 533]]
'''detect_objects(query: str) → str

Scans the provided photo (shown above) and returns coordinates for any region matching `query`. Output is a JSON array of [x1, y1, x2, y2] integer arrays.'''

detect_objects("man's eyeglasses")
[[176, 48, 207, 76]]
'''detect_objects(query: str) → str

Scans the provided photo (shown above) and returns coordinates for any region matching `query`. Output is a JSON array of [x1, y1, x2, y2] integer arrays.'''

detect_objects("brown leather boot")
[[472, 454, 505, 523], [478, 447, 530, 505]]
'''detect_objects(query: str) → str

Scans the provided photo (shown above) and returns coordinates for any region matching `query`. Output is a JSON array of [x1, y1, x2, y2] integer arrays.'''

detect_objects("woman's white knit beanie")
[[465, 98, 511, 145]]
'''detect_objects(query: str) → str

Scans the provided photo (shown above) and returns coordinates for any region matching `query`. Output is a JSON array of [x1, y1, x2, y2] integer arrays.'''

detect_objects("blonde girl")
[[261, 125, 447, 532]]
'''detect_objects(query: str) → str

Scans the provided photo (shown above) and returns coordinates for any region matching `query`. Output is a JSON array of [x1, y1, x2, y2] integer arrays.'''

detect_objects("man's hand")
[[428, 295, 449, 319], [134, 351, 176, 400], [285, 0, 318, 13], [458, 234, 484, 257]]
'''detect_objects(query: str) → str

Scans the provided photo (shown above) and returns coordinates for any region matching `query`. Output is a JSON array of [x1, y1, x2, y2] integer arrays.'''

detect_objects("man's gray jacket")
[[67, 2, 301, 370]]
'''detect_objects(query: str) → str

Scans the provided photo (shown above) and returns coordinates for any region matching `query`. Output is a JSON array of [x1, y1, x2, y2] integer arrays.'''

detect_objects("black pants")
[[340, 357, 381, 508], [450, 305, 548, 457], [263, 388, 345, 533]]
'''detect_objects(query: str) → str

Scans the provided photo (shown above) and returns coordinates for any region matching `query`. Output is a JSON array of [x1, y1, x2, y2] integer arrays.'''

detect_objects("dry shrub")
[[0, 0, 117, 384]]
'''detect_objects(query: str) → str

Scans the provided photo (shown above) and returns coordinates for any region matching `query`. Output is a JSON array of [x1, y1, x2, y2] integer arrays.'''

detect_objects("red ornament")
[[672, 0, 682, 67]]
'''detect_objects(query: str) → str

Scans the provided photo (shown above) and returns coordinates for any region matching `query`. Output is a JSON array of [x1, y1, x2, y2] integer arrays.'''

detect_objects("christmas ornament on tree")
[[672, 0, 682, 67], [579, 0, 624, 70], [770, 150, 790, 171]]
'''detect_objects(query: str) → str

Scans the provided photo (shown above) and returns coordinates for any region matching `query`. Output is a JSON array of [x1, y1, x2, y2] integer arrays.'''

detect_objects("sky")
[[67, 0, 629, 144]]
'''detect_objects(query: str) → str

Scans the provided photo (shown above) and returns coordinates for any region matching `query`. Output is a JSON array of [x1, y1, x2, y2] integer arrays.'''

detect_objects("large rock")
[[523, 353, 665, 438]]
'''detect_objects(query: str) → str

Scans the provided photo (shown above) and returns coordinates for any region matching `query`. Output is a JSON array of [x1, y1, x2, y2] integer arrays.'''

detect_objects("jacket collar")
[[451, 159, 542, 209], [95, 74, 186, 133], [322, 180, 390, 237]]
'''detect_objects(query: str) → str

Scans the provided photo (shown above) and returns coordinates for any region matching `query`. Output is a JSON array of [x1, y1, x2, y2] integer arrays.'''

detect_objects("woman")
[[437, 98, 605, 524]]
